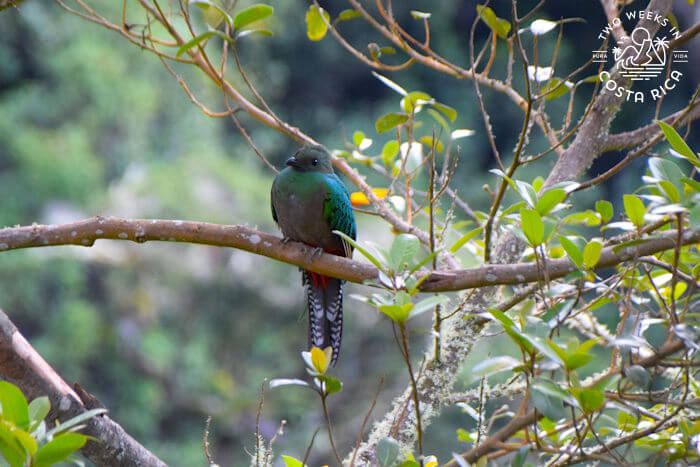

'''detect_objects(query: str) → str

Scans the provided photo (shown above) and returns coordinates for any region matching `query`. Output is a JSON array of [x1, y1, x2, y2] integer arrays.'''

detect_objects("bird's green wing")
[[323, 175, 356, 256], [271, 195, 278, 224]]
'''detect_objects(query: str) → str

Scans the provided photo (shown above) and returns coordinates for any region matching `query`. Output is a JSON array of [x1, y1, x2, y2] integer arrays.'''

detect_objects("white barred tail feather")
[[302, 270, 344, 366]]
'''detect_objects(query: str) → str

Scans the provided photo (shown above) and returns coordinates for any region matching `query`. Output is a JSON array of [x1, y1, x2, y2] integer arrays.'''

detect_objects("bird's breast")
[[272, 172, 338, 250]]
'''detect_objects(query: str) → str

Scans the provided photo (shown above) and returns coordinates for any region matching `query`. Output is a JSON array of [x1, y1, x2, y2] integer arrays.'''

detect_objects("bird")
[[271, 145, 356, 366]]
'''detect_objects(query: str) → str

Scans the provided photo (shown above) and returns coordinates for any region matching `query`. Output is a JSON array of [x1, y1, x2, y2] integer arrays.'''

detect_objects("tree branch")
[[0, 309, 167, 466], [545, 0, 673, 188], [603, 96, 700, 151], [0, 217, 696, 292], [0, 0, 25, 11], [455, 336, 689, 464], [355, 0, 677, 461]]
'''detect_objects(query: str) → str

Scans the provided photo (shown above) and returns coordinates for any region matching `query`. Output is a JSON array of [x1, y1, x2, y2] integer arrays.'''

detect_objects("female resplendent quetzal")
[[271, 145, 356, 366]]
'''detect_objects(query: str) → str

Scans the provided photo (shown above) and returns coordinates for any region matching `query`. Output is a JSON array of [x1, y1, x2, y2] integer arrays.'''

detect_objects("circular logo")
[[592, 10, 689, 103]]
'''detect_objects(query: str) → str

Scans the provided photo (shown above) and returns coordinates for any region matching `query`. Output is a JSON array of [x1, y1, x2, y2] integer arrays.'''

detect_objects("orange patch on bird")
[[350, 188, 389, 206]]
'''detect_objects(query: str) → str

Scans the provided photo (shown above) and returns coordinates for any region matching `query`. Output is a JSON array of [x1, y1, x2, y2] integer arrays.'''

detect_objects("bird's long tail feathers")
[[302, 270, 343, 366]]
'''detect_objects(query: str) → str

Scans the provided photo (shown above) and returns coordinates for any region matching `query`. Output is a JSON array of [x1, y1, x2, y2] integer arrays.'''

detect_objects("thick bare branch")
[[545, 0, 674, 188], [0, 217, 696, 293], [0, 309, 167, 467], [600, 0, 629, 44], [603, 95, 700, 151]]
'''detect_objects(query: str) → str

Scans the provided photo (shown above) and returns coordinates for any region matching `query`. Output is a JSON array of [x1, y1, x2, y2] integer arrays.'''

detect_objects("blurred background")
[[0, 0, 697, 465]]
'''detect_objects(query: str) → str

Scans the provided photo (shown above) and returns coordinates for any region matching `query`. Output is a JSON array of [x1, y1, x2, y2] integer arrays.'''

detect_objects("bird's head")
[[285, 146, 333, 174]]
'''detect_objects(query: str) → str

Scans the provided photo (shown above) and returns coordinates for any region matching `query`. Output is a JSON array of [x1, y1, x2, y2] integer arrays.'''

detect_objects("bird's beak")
[[285, 156, 299, 167]]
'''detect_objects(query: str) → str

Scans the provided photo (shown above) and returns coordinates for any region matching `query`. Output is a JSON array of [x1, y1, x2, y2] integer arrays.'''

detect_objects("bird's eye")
[[312, 158, 319, 166]]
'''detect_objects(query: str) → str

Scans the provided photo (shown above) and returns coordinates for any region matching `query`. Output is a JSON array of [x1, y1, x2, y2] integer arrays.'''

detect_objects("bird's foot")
[[311, 247, 324, 258], [281, 236, 293, 245]]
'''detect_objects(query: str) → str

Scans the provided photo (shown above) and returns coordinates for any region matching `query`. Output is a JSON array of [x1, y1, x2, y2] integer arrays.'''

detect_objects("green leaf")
[[378, 303, 412, 324], [336, 9, 361, 22], [531, 378, 577, 421], [472, 356, 522, 378], [0, 426, 26, 467], [177, 30, 233, 56], [379, 47, 395, 55], [282, 455, 306, 467], [545, 339, 569, 366], [45, 408, 107, 439], [381, 140, 400, 165], [487, 308, 515, 328], [690, 202, 700, 228], [408, 249, 440, 275], [563, 210, 601, 226], [536, 188, 566, 216], [623, 194, 645, 228], [565, 352, 593, 370], [431, 102, 457, 122], [625, 365, 651, 388], [658, 180, 681, 203], [376, 113, 409, 134], [488, 311, 534, 354], [577, 387, 604, 412], [515, 180, 538, 208], [476, 5, 511, 39], [306, 5, 330, 41], [354, 135, 371, 151], [28, 396, 50, 430], [529, 337, 565, 366], [578, 338, 598, 354], [457, 428, 475, 442], [449, 226, 484, 253], [0, 381, 30, 430], [189, 0, 234, 29], [489, 169, 516, 191], [33, 433, 88, 467], [409, 295, 449, 320], [389, 233, 420, 271], [657, 121, 699, 166], [648, 157, 685, 188], [418, 136, 444, 152], [376, 437, 400, 467], [427, 109, 449, 131], [333, 230, 387, 273], [558, 235, 583, 269], [12, 428, 37, 458], [583, 240, 603, 269], [595, 200, 613, 223], [353, 131, 369, 149], [541, 78, 571, 100], [318, 375, 343, 395], [400, 91, 432, 114], [681, 177, 700, 193], [520, 208, 544, 246], [513, 447, 529, 467]]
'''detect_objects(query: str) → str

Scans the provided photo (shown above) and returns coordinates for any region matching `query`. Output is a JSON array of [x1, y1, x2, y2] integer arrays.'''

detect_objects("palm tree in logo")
[[614, 27, 666, 71]]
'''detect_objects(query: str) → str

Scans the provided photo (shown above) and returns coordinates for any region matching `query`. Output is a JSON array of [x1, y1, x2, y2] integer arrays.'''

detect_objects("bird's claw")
[[311, 247, 324, 258], [281, 236, 292, 245]]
